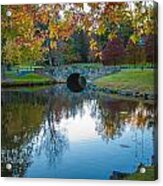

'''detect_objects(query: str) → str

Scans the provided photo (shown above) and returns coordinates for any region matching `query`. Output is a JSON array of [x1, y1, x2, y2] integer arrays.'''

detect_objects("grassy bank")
[[2, 72, 57, 87], [94, 70, 155, 94], [124, 166, 156, 181]]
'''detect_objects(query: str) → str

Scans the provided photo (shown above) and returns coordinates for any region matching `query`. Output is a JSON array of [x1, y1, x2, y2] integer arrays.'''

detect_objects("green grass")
[[94, 70, 155, 93], [16, 65, 44, 68], [125, 166, 156, 181], [120, 63, 155, 68], [4, 72, 53, 84]]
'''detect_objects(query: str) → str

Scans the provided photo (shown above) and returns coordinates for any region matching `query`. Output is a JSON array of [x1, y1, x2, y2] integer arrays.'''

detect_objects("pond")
[[1, 85, 156, 179]]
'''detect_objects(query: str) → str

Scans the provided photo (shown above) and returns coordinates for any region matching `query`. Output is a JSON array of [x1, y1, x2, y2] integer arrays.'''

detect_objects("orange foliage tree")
[[1, 2, 157, 69]]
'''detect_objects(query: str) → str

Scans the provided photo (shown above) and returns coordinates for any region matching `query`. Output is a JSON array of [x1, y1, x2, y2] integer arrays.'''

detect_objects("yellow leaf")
[[130, 34, 140, 44], [50, 40, 57, 49], [108, 32, 117, 40]]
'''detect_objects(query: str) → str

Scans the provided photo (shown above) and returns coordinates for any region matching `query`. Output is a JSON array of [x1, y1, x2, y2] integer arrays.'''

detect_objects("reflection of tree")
[[1, 92, 45, 177], [32, 120, 69, 166], [1, 146, 33, 177], [95, 110, 123, 142], [1, 86, 99, 177], [124, 102, 155, 129], [43, 85, 95, 123], [93, 98, 155, 142], [1, 90, 69, 177], [1, 85, 156, 177]]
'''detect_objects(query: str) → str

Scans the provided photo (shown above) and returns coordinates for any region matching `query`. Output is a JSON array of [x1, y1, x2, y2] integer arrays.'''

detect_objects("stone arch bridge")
[[45, 66, 121, 83]]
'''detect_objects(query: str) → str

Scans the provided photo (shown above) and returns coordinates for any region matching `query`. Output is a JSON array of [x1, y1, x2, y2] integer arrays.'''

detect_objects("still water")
[[1, 85, 156, 179]]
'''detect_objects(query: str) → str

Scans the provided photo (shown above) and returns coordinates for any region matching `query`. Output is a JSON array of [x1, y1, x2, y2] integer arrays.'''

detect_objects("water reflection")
[[94, 100, 155, 142], [1, 85, 157, 179]]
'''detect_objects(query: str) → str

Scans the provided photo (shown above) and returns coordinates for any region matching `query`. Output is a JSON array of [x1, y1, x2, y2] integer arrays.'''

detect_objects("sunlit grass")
[[94, 70, 155, 93], [5, 72, 51, 83]]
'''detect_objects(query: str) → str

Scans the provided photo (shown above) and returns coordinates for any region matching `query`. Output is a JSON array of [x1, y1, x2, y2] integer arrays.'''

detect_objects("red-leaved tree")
[[144, 34, 157, 65], [102, 37, 125, 66]]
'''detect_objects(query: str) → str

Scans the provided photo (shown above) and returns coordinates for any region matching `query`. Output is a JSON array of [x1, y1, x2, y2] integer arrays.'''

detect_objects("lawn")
[[124, 166, 156, 181], [94, 70, 155, 93], [120, 63, 155, 69], [5, 72, 51, 83], [2, 72, 57, 87]]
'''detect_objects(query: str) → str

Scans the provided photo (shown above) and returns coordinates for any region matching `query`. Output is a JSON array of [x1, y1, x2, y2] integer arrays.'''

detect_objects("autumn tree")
[[1, 5, 45, 77], [72, 31, 90, 63], [144, 34, 157, 66], [102, 36, 125, 66], [125, 39, 139, 66], [1, 1, 157, 70]]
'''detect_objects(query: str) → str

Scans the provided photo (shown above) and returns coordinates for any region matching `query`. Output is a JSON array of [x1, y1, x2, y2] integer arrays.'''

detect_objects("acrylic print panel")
[[1, 1, 158, 180]]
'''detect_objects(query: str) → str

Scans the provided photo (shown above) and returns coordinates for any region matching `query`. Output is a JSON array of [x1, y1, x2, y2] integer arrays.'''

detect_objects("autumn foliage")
[[1, 2, 158, 67], [102, 36, 125, 66]]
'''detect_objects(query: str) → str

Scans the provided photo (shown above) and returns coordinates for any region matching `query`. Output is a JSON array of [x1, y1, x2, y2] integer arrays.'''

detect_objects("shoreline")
[[1, 80, 65, 88], [110, 166, 157, 181], [89, 83, 157, 101], [2, 81, 157, 101]]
